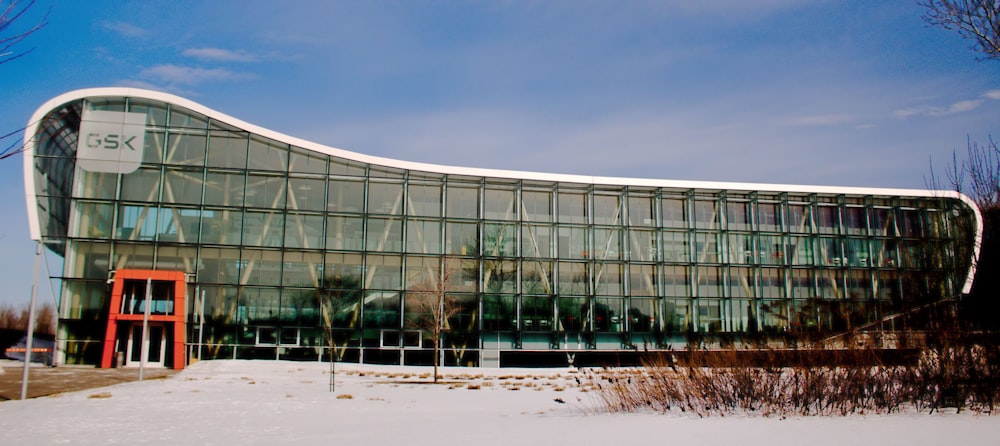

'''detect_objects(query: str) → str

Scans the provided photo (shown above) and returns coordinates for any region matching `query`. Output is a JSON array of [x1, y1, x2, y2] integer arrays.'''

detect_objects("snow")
[[0, 360, 996, 445]]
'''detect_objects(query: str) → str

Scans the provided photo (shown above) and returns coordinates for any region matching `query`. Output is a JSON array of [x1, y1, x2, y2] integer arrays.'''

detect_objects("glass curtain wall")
[[36, 95, 976, 365]]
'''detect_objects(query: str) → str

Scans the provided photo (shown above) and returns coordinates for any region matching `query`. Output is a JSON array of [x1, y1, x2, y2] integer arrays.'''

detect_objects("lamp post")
[[19, 241, 42, 400]]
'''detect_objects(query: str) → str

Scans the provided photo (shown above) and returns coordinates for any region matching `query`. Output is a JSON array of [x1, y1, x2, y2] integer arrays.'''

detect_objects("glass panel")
[[846, 269, 872, 299], [199, 208, 243, 245], [65, 241, 110, 279], [284, 213, 324, 249], [628, 298, 656, 332], [366, 254, 403, 290], [872, 239, 899, 267], [816, 206, 839, 234], [593, 228, 621, 260], [627, 195, 655, 226], [242, 210, 284, 247], [522, 224, 552, 258], [696, 300, 722, 332], [759, 234, 785, 265], [448, 222, 480, 256], [288, 146, 327, 175], [74, 170, 118, 200], [406, 220, 442, 254], [330, 157, 367, 177], [628, 264, 656, 297], [726, 201, 751, 231], [899, 209, 922, 237], [446, 258, 478, 293], [760, 267, 785, 298], [164, 132, 207, 166], [730, 299, 755, 332], [693, 199, 719, 229], [728, 233, 754, 265], [790, 268, 814, 299], [662, 231, 690, 263], [522, 261, 553, 295], [593, 194, 621, 225], [116, 204, 158, 240], [694, 232, 721, 263], [558, 226, 589, 259], [408, 184, 442, 217], [199, 247, 241, 284], [282, 251, 324, 287], [483, 294, 516, 331], [558, 262, 588, 295], [483, 260, 516, 293], [595, 262, 623, 296], [287, 177, 326, 211], [405, 255, 440, 290], [206, 130, 248, 169], [484, 188, 516, 220], [522, 296, 553, 332], [663, 265, 691, 297], [845, 238, 871, 267], [368, 182, 403, 215], [558, 191, 587, 224], [113, 243, 154, 270], [522, 190, 552, 222], [244, 174, 286, 209], [844, 207, 867, 236], [328, 179, 365, 213], [163, 168, 204, 204], [247, 136, 289, 172], [729, 266, 754, 298], [326, 215, 364, 251], [446, 185, 479, 219], [662, 197, 687, 228], [818, 237, 844, 266], [240, 250, 283, 286], [324, 252, 364, 289], [758, 202, 781, 232], [155, 245, 196, 273], [557, 297, 587, 331], [628, 230, 657, 262], [663, 298, 691, 334], [696, 266, 723, 298], [789, 236, 814, 265], [788, 204, 812, 233], [363, 290, 399, 329], [871, 208, 895, 237], [594, 297, 624, 332], [817, 269, 844, 299], [156, 206, 200, 243], [72, 202, 114, 238], [204, 171, 244, 207], [170, 107, 208, 129], [366, 218, 402, 252], [121, 168, 161, 202]]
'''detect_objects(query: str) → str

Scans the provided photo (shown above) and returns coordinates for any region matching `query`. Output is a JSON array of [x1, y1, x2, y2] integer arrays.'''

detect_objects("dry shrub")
[[336, 393, 354, 399], [587, 338, 1000, 417], [88, 392, 112, 399]]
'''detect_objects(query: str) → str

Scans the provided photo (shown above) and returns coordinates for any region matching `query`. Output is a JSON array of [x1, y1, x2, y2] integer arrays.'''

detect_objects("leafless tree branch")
[[921, 0, 1000, 60]]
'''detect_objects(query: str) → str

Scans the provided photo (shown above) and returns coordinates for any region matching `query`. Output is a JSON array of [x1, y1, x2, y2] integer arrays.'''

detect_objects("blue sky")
[[0, 0, 998, 307]]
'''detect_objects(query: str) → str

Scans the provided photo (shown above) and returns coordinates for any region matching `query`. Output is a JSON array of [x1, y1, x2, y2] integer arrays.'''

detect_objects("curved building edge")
[[22, 86, 984, 294]]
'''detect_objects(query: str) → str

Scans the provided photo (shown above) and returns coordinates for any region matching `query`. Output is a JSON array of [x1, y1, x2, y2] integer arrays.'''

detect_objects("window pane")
[[484, 188, 516, 220], [448, 222, 479, 255], [593, 194, 621, 225], [447, 185, 479, 218], [522, 224, 552, 258], [368, 182, 403, 215], [522, 190, 552, 222], [367, 218, 402, 252], [287, 177, 326, 211], [628, 196, 655, 226], [406, 220, 442, 254], [244, 174, 286, 209], [328, 179, 365, 213], [558, 192, 587, 224], [408, 184, 442, 217], [206, 130, 247, 169], [284, 213, 324, 249]]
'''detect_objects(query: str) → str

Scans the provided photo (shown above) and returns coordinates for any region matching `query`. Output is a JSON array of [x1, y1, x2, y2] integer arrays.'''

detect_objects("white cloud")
[[893, 99, 983, 118], [183, 48, 259, 63], [139, 64, 255, 84], [100, 21, 149, 38], [777, 114, 853, 127], [983, 89, 1000, 100]]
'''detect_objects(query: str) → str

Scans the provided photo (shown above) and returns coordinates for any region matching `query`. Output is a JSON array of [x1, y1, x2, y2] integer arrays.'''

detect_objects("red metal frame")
[[100, 269, 187, 370]]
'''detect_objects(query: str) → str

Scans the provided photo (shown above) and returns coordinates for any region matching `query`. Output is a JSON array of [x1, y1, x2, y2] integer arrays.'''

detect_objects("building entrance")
[[124, 323, 167, 368], [100, 269, 187, 370]]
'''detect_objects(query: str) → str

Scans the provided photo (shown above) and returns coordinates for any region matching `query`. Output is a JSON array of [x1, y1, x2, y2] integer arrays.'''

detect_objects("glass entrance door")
[[125, 323, 166, 368]]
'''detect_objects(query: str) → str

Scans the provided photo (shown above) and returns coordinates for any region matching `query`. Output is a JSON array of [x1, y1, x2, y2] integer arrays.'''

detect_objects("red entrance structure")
[[100, 269, 187, 370]]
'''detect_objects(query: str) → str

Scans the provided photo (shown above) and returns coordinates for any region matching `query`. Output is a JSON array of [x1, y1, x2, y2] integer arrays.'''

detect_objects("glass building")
[[23, 88, 982, 368]]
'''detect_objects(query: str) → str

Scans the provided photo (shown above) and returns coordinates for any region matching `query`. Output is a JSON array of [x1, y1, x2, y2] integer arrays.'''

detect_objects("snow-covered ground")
[[0, 360, 996, 445]]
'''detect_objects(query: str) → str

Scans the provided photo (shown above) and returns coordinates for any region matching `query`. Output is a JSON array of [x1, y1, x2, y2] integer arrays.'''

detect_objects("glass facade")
[[26, 89, 981, 367]]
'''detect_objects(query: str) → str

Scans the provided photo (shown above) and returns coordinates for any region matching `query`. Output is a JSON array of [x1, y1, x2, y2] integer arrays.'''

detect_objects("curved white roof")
[[22, 87, 985, 293]]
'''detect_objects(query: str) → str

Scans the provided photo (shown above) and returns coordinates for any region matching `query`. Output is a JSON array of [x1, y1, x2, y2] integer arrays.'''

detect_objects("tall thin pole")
[[20, 241, 42, 400], [197, 290, 205, 360], [138, 277, 152, 381]]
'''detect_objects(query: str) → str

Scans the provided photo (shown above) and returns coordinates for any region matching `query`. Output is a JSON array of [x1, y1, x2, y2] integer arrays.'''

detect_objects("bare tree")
[[921, 0, 1000, 60], [405, 260, 462, 383], [0, 0, 47, 65]]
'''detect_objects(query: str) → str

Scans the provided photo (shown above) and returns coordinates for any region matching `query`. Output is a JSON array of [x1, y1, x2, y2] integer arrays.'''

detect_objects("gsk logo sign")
[[85, 133, 140, 151], [77, 110, 146, 174]]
